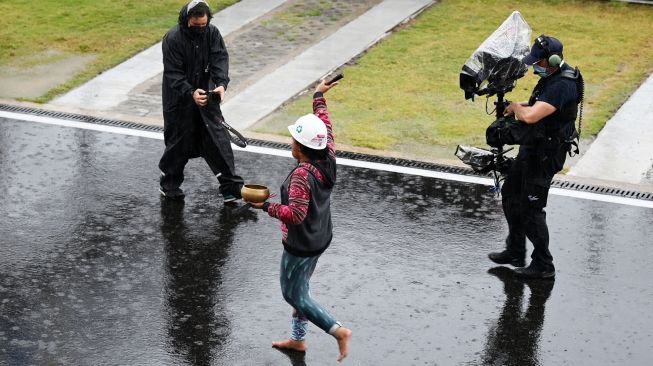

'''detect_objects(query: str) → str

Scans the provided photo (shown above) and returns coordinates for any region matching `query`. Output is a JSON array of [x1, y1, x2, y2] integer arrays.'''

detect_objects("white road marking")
[[2, 110, 652, 209]]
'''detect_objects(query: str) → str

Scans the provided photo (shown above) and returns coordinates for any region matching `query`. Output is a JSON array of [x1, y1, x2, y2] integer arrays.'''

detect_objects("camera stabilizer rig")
[[455, 95, 515, 195], [454, 11, 531, 195]]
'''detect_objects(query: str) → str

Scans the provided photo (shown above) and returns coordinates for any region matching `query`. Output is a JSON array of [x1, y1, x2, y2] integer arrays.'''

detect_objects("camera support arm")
[[488, 91, 510, 195]]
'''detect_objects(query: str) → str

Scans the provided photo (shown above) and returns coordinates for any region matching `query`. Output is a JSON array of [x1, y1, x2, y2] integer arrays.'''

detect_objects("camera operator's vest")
[[486, 66, 582, 149], [528, 66, 582, 147]]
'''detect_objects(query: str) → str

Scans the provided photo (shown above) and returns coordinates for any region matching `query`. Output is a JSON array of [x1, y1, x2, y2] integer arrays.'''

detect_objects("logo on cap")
[[311, 135, 326, 145]]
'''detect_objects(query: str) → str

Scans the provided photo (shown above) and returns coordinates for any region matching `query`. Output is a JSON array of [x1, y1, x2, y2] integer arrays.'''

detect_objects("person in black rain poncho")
[[158, 0, 244, 202]]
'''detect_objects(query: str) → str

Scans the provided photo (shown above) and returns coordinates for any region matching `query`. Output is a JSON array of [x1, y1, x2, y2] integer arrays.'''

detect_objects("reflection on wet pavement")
[[162, 200, 251, 366], [1, 118, 653, 365], [274, 347, 307, 366], [481, 267, 554, 366]]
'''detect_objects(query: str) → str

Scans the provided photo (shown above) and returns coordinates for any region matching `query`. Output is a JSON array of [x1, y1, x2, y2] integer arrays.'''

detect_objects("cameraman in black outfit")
[[488, 35, 583, 279]]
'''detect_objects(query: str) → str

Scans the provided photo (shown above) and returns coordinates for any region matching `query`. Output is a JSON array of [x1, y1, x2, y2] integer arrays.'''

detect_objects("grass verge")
[[0, 0, 239, 103], [254, 0, 653, 160]]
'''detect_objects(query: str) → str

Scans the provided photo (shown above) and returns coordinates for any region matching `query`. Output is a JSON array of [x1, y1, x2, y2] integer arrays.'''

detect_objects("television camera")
[[455, 11, 532, 194]]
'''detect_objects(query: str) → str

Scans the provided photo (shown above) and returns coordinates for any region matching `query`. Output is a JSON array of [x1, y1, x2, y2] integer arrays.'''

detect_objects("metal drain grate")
[[551, 180, 653, 200], [2, 103, 652, 201], [0, 103, 163, 132]]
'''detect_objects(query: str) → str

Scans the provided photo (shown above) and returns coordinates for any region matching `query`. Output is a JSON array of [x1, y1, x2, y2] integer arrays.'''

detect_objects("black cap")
[[522, 35, 563, 65]]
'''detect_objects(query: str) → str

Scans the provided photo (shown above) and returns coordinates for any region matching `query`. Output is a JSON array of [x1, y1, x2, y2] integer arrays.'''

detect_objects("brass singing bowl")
[[241, 184, 270, 203]]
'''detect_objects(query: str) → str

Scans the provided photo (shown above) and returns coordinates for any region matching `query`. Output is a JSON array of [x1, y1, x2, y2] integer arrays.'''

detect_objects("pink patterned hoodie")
[[264, 93, 336, 257]]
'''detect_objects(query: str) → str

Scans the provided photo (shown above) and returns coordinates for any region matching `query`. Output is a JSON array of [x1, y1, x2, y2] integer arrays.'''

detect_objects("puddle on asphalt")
[[1, 119, 653, 365]]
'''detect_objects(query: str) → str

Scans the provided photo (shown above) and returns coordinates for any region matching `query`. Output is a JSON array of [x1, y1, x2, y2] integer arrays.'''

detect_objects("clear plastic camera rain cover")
[[460, 11, 532, 98]]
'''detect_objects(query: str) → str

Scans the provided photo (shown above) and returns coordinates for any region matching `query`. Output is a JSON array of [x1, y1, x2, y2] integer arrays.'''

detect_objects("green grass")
[[255, 0, 653, 159], [0, 0, 239, 103], [275, 1, 332, 26]]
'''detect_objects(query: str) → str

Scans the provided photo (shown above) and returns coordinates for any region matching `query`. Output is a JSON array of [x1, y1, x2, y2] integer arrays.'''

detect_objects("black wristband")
[[313, 91, 324, 99], [262, 202, 270, 212]]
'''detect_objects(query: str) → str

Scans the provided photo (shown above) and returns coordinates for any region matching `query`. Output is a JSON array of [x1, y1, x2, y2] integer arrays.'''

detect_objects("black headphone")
[[535, 35, 562, 67]]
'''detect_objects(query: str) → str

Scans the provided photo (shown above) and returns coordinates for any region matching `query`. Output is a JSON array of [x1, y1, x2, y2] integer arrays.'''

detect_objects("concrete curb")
[[569, 72, 653, 184], [221, 0, 435, 130]]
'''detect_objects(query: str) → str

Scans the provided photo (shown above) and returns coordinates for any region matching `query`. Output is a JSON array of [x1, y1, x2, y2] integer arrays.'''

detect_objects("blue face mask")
[[533, 64, 549, 78]]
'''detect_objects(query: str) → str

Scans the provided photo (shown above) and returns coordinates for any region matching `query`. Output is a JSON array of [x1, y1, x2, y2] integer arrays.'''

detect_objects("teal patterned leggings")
[[280, 250, 339, 340]]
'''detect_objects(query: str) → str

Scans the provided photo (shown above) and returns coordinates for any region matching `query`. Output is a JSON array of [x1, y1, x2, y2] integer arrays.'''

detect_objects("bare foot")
[[334, 327, 352, 362], [272, 339, 306, 352]]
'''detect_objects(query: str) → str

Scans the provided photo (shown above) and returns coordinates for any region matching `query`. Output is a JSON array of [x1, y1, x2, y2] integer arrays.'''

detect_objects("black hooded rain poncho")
[[158, 2, 243, 199]]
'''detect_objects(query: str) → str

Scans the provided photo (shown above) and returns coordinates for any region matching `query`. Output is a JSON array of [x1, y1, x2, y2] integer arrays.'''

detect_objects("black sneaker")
[[488, 250, 526, 267], [513, 264, 555, 279], [159, 187, 185, 199]]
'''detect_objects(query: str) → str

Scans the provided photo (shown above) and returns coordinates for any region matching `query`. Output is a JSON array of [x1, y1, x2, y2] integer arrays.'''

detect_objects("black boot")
[[488, 250, 525, 267], [513, 263, 555, 279]]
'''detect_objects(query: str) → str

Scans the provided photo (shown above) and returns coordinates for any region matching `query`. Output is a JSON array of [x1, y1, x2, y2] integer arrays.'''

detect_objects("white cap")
[[187, 0, 209, 14], [288, 114, 328, 150]]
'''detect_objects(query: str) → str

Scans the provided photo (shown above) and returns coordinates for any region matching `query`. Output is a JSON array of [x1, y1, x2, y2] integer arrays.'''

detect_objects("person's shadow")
[[479, 266, 555, 366], [160, 199, 257, 366]]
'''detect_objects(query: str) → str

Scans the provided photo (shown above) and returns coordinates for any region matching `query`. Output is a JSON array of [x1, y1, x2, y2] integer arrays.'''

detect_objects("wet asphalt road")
[[1, 117, 652, 366]]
